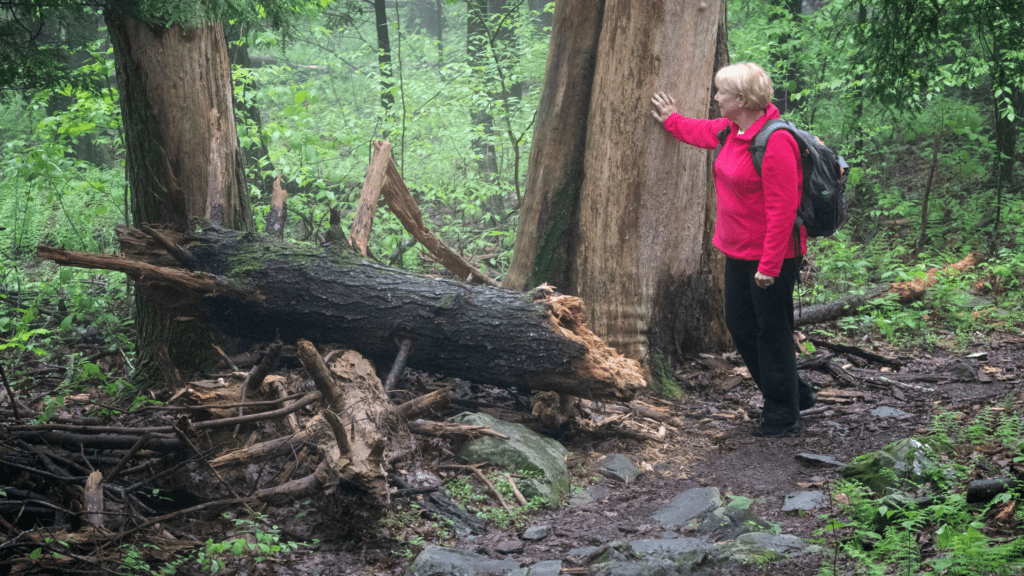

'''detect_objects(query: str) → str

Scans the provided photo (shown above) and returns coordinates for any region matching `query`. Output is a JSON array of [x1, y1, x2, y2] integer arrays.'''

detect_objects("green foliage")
[[444, 469, 547, 530]]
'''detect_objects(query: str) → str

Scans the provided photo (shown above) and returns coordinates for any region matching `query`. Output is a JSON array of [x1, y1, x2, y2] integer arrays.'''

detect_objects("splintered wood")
[[530, 286, 646, 400]]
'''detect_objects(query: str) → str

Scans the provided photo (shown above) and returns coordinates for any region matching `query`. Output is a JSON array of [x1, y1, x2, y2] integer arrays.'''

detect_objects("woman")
[[651, 62, 815, 438]]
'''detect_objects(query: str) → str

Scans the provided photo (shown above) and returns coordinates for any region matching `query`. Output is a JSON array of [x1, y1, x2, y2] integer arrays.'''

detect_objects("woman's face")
[[714, 87, 744, 122]]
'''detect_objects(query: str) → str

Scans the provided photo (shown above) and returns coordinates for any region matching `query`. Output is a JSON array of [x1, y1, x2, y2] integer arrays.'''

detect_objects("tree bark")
[[504, 0, 605, 293], [574, 0, 730, 360], [105, 6, 254, 384], [38, 228, 645, 402]]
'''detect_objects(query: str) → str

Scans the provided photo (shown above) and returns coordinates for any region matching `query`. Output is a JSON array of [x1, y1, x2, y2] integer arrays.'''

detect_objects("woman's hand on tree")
[[651, 92, 678, 122], [754, 271, 775, 289]]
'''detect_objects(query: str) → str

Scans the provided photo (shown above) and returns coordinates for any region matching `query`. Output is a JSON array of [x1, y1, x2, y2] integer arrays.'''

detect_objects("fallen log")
[[796, 253, 985, 326], [966, 477, 1018, 504], [794, 285, 889, 328], [38, 227, 644, 402]]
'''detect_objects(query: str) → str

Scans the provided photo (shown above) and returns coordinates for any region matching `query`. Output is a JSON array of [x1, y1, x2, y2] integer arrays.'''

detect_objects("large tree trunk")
[[105, 6, 254, 383], [37, 228, 645, 402], [504, 0, 605, 293], [511, 0, 730, 364]]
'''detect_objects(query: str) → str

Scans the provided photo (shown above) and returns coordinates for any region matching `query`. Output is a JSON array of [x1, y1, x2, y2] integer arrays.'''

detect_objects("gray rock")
[[949, 361, 979, 381], [731, 532, 807, 555], [521, 525, 549, 541], [593, 558, 681, 576], [871, 406, 912, 419], [599, 454, 641, 484], [495, 539, 525, 554], [796, 453, 846, 468], [652, 487, 723, 528], [782, 490, 826, 511], [568, 483, 614, 508], [410, 545, 520, 575], [842, 438, 946, 493], [661, 531, 679, 539], [566, 545, 601, 559], [451, 412, 570, 506], [696, 504, 761, 541], [629, 537, 718, 559], [508, 560, 562, 576]]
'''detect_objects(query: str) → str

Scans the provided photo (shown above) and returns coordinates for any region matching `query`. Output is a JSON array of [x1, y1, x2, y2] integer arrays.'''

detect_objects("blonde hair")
[[714, 62, 773, 111]]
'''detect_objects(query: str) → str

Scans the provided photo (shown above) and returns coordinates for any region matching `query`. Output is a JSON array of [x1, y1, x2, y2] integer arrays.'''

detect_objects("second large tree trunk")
[[105, 6, 254, 383]]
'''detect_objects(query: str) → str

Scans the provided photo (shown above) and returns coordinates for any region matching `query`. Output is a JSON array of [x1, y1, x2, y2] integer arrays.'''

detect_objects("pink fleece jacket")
[[663, 103, 806, 277]]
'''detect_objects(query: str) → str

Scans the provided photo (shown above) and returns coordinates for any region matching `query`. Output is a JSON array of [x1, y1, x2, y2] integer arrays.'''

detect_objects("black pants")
[[724, 257, 813, 426]]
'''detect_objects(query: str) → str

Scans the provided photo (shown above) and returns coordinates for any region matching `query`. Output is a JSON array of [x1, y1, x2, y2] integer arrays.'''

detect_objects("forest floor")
[[3, 326, 1023, 575], [288, 329, 1024, 575]]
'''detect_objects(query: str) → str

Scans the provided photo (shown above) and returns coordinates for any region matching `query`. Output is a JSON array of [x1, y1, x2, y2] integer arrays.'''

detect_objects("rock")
[[495, 539, 525, 554], [599, 454, 641, 484], [661, 531, 679, 539], [729, 532, 807, 555], [782, 490, 826, 511], [795, 453, 846, 468], [948, 361, 979, 381], [652, 487, 723, 528], [593, 557, 682, 576], [696, 503, 763, 541], [521, 525, 549, 541], [842, 438, 945, 493], [568, 483, 614, 507], [566, 545, 601, 559], [508, 560, 562, 576], [871, 406, 912, 419], [629, 537, 719, 559], [410, 545, 520, 575], [451, 412, 570, 506]]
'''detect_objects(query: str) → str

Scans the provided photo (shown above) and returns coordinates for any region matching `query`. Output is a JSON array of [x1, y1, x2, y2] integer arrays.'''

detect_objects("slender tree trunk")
[[225, 23, 276, 199], [374, 0, 396, 123], [467, 0, 497, 179], [528, 0, 553, 31], [436, 0, 446, 66], [504, 0, 605, 292], [105, 6, 254, 384]]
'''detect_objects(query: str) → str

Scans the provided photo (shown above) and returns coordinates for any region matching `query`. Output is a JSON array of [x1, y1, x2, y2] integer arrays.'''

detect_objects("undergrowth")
[[817, 401, 1024, 576]]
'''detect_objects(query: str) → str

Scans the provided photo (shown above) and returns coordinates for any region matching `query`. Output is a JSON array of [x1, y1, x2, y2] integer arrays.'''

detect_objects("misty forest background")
[[1, 0, 1023, 402]]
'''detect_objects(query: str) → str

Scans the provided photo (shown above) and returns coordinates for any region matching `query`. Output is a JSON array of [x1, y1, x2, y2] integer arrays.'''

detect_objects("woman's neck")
[[735, 109, 762, 133]]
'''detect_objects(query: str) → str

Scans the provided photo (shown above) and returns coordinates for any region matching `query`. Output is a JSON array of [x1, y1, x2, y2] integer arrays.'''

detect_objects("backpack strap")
[[713, 127, 730, 164], [748, 119, 795, 176]]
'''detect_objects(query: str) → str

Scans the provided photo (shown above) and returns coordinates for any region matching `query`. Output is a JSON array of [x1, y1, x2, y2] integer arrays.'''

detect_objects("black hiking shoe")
[[753, 419, 802, 438]]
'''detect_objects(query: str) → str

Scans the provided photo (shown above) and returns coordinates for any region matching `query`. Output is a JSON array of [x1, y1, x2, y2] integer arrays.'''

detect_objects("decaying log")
[[210, 414, 328, 469], [407, 419, 508, 439], [296, 344, 411, 499], [383, 336, 413, 392], [808, 338, 902, 369], [373, 140, 498, 287], [796, 253, 985, 326], [266, 375, 299, 434], [265, 175, 288, 237], [349, 140, 391, 256], [398, 386, 452, 419], [966, 477, 1019, 504], [38, 227, 644, 402], [83, 471, 103, 528], [795, 285, 889, 328], [890, 252, 984, 303]]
